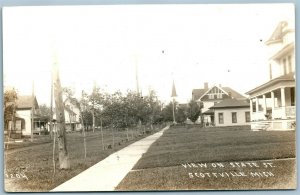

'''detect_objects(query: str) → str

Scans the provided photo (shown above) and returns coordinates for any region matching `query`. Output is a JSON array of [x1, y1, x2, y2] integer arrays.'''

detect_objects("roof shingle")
[[16, 95, 39, 109], [210, 98, 249, 109]]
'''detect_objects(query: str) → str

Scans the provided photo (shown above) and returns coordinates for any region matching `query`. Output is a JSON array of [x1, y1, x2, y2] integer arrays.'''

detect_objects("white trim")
[[199, 85, 229, 101]]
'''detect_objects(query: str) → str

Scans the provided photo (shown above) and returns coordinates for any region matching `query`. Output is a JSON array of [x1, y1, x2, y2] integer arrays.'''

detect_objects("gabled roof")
[[64, 104, 77, 115], [210, 98, 250, 109], [199, 85, 229, 100], [265, 21, 288, 45], [222, 87, 246, 99], [192, 86, 246, 101], [192, 89, 206, 100], [16, 95, 39, 109]]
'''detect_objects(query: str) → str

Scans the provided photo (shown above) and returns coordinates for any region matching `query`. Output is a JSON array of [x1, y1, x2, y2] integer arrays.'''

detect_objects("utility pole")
[[50, 73, 53, 138], [135, 55, 143, 133], [92, 81, 96, 133], [31, 81, 35, 142], [52, 54, 70, 169], [135, 55, 140, 95]]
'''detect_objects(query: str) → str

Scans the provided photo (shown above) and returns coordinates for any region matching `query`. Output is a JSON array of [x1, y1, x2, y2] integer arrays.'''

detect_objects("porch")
[[248, 85, 295, 131], [250, 86, 295, 120]]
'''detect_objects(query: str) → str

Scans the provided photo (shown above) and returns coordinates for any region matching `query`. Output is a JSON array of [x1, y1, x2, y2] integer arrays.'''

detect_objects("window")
[[291, 88, 295, 106], [232, 112, 237, 123], [283, 58, 287, 75], [258, 98, 263, 111], [288, 56, 292, 73], [217, 93, 222, 99], [209, 94, 214, 99], [245, 112, 251, 122], [252, 100, 256, 112], [218, 113, 224, 124]]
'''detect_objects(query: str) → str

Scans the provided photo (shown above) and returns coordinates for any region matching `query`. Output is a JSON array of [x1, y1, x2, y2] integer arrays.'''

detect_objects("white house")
[[192, 83, 246, 125], [5, 95, 48, 137], [245, 21, 295, 131], [210, 98, 250, 127], [63, 97, 81, 131], [52, 97, 82, 131]]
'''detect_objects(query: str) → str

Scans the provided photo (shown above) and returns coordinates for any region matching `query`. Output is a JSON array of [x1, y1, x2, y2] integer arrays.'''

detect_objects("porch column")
[[281, 87, 286, 119], [263, 95, 267, 114], [255, 97, 259, 113], [271, 91, 275, 119], [250, 99, 253, 113]]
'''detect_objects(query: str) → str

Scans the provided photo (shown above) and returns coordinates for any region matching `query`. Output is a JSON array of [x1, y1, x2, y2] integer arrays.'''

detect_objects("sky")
[[3, 4, 295, 105]]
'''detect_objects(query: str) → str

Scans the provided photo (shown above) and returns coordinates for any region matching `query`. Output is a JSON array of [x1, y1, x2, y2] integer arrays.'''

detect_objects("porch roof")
[[210, 98, 249, 109], [203, 109, 214, 115], [245, 73, 295, 96], [269, 42, 294, 60]]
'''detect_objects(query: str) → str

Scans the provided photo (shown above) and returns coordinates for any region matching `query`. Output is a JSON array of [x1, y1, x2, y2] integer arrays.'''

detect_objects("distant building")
[[52, 97, 82, 132], [5, 95, 48, 138], [63, 97, 81, 131], [210, 98, 250, 127], [192, 82, 246, 125], [246, 21, 295, 130]]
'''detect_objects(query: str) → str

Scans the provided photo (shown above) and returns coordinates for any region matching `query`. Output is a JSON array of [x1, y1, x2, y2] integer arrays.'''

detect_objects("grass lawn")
[[116, 125, 296, 190], [4, 125, 163, 192]]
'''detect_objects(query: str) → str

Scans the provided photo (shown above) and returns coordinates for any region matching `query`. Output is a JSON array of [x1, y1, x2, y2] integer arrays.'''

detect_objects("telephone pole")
[[50, 72, 53, 138], [31, 81, 35, 142], [135, 55, 140, 95], [92, 81, 96, 133]]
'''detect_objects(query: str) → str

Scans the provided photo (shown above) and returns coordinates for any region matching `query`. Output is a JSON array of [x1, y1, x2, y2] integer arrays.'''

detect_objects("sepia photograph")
[[2, 3, 296, 192]]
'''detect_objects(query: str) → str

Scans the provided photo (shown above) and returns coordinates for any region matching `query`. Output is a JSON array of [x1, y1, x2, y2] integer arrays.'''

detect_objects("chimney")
[[204, 82, 208, 90], [219, 84, 222, 88]]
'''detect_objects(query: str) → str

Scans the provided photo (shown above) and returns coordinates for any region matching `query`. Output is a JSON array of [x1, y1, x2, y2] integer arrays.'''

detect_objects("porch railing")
[[286, 106, 296, 118]]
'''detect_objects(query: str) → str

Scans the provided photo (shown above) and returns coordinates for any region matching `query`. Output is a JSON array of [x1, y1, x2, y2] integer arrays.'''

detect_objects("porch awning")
[[203, 109, 214, 115], [245, 73, 295, 96]]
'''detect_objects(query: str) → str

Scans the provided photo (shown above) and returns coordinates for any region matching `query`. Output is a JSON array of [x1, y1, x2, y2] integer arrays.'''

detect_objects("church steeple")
[[171, 80, 177, 98]]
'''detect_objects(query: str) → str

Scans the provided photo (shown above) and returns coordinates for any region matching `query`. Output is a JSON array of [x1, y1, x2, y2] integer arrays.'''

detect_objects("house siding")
[[214, 107, 250, 127], [16, 110, 32, 135]]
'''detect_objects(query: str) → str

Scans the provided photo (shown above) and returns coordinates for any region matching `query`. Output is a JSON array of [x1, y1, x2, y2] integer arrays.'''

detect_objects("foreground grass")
[[116, 125, 296, 190], [4, 125, 163, 192]]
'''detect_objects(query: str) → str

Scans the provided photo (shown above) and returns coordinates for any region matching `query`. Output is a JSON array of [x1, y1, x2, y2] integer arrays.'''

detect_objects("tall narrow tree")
[[52, 55, 70, 169]]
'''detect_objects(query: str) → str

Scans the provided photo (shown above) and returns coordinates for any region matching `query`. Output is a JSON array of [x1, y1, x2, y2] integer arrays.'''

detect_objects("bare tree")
[[52, 58, 70, 169]]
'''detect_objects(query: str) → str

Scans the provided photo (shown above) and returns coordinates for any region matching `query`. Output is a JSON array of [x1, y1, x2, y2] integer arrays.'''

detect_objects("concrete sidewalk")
[[51, 126, 169, 192]]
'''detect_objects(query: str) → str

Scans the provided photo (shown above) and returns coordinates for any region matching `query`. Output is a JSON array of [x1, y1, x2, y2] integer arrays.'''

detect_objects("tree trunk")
[[92, 107, 95, 133], [50, 75, 53, 139], [52, 131, 56, 178], [79, 91, 87, 159], [83, 125, 87, 159], [100, 117, 104, 150], [112, 127, 115, 149], [7, 99, 16, 149], [53, 60, 70, 170], [126, 128, 129, 141]]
